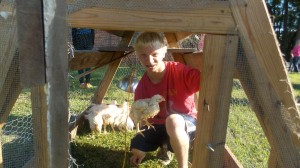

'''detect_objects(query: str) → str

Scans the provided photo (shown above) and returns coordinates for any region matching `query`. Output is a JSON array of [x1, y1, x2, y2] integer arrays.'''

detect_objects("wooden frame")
[[0, 0, 299, 167]]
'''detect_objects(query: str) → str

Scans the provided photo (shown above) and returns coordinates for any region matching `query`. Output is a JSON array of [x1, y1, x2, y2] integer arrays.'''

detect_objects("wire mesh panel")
[[0, 0, 35, 167], [1, 0, 299, 167], [1, 89, 34, 168]]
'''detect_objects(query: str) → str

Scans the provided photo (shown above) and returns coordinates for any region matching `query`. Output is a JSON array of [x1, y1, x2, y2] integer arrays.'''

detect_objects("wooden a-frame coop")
[[0, 0, 300, 167]]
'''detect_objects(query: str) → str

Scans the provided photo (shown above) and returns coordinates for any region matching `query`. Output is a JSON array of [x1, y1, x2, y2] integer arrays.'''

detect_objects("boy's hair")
[[134, 32, 167, 50]]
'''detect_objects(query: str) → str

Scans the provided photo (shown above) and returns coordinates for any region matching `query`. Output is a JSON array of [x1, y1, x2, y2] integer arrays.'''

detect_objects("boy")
[[130, 32, 201, 168]]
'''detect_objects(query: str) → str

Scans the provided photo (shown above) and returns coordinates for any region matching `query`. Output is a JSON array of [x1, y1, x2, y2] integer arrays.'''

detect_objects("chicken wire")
[[0, 0, 35, 167], [0, 0, 298, 168]]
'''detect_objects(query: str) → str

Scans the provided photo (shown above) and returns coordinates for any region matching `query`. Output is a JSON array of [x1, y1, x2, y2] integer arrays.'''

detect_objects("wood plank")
[[192, 35, 238, 168], [43, 0, 69, 167], [268, 148, 280, 168], [93, 32, 134, 104], [70, 51, 119, 70], [164, 32, 192, 47], [68, 2, 235, 34], [230, 0, 300, 167], [229, 0, 300, 147], [16, 0, 45, 87], [31, 86, 49, 168], [224, 145, 244, 168], [70, 48, 196, 70], [183, 52, 203, 71]]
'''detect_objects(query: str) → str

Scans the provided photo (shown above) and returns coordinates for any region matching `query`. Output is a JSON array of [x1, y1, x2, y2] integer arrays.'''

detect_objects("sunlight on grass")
[[1, 66, 299, 168]]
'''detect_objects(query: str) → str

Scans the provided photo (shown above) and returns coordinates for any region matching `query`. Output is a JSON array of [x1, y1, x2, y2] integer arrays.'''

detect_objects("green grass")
[[289, 73, 300, 99], [3, 67, 299, 168], [69, 70, 300, 168]]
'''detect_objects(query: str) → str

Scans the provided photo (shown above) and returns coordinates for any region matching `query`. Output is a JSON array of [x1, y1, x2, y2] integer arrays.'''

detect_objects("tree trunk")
[[281, 0, 289, 55]]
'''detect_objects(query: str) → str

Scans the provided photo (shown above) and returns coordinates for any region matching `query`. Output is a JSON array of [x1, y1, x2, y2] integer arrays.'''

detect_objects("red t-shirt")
[[134, 61, 201, 125], [291, 45, 300, 57]]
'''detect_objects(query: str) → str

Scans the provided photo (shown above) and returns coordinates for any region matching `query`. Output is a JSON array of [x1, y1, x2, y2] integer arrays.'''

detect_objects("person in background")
[[291, 41, 300, 73], [72, 28, 95, 88], [130, 32, 201, 168]]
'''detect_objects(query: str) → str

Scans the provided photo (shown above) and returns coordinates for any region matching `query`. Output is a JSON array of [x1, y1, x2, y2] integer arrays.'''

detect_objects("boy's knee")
[[166, 114, 185, 127]]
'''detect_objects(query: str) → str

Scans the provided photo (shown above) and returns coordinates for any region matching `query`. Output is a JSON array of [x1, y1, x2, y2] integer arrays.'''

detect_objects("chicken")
[[130, 94, 165, 133], [86, 101, 120, 134], [101, 103, 122, 133], [86, 100, 135, 134], [114, 101, 135, 132], [85, 103, 108, 133]]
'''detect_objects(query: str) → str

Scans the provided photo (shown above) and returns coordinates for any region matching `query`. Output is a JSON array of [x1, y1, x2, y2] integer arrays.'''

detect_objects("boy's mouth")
[[146, 65, 154, 68]]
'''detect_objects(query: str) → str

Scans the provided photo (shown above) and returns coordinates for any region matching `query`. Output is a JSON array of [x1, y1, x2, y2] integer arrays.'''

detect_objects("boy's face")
[[135, 44, 167, 73]]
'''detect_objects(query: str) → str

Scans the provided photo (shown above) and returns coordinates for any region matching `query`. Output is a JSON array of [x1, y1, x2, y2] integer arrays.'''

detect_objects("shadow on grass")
[[292, 84, 300, 91], [70, 142, 157, 168]]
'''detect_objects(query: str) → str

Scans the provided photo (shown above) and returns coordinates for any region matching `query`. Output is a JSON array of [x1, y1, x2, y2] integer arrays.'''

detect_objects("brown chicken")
[[130, 94, 165, 134]]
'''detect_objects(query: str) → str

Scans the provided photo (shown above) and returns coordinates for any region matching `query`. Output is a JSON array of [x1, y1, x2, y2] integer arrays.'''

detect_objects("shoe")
[[85, 83, 93, 88], [80, 83, 86, 89], [156, 145, 174, 166]]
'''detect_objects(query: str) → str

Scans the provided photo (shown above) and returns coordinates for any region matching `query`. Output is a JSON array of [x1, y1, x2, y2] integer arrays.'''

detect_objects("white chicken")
[[114, 101, 135, 132], [86, 100, 135, 134], [101, 102, 122, 133], [130, 94, 165, 133], [85, 103, 108, 133]]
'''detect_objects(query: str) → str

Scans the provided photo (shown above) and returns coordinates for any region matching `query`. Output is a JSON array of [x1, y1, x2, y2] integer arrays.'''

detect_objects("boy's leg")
[[165, 114, 196, 168], [130, 125, 167, 165]]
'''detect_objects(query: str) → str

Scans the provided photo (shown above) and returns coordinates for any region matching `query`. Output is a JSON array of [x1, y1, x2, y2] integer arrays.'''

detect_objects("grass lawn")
[[2, 67, 298, 168], [68, 68, 300, 168]]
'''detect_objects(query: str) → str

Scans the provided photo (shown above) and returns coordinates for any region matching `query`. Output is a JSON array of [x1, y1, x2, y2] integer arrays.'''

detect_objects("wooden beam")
[[70, 51, 120, 70], [164, 32, 192, 47], [68, 2, 235, 34], [192, 34, 238, 168], [16, 0, 45, 87], [93, 32, 134, 104], [223, 145, 244, 168], [183, 52, 203, 71], [31, 86, 49, 168], [230, 0, 300, 167], [70, 48, 196, 70], [268, 148, 280, 168], [43, 0, 69, 167]]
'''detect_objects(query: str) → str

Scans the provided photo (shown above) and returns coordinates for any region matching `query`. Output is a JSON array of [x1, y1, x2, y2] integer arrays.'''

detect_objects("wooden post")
[[16, 0, 45, 87], [31, 86, 49, 168], [43, 0, 69, 167], [192, 34, 239, 168]]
